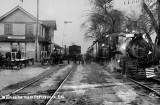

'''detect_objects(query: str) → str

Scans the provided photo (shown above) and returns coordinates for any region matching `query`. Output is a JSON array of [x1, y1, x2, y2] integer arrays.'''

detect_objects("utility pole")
[[35, 0, 39, 62]]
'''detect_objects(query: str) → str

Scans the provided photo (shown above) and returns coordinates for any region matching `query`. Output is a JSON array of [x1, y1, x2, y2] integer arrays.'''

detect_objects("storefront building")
[[0, 6, 58, 61]]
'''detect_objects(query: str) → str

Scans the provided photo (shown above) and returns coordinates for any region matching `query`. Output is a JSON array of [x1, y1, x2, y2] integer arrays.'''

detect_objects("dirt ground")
[[0, 63, 51, 91], [1, 62, 160, 105], [55, 62, 160, 105]]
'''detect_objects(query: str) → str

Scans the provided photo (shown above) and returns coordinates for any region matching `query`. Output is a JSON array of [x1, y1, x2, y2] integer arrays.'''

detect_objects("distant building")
[[0, 6, 61, 61]]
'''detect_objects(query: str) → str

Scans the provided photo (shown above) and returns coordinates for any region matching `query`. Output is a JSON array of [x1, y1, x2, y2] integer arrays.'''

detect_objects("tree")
[[81, 0, 124, 40], [142, 0, 160, 44], [113, 0, 156, 44], [138, 13, 153, 44]]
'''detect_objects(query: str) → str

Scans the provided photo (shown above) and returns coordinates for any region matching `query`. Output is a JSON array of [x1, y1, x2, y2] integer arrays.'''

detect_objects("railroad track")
[[45, 64, 77, 105], [123, 62, 160, 97], [0, 64, 66, 99], [101, 61, 160, 98], [126, 77, 160, 97]]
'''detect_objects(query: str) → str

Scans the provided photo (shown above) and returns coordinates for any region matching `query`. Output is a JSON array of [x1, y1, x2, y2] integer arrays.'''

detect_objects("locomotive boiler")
[[119, 33, 150, 61]]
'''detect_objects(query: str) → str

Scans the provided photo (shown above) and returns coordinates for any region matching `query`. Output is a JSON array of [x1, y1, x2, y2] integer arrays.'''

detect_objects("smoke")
[[119, 42, 128, 55], [113, 0, 143, 20], [105, 59, 121, 72]]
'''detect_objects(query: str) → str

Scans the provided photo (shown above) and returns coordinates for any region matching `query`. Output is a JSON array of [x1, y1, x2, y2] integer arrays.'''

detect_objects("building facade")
[[0, 6, 58, 61]]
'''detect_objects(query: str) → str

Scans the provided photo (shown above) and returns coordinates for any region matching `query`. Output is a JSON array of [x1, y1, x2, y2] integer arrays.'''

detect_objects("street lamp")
[[62, 21, 72, 55]]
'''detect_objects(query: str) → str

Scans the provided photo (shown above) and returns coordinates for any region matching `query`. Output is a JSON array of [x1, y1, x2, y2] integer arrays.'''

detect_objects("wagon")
[[0, 57, 34, 69]]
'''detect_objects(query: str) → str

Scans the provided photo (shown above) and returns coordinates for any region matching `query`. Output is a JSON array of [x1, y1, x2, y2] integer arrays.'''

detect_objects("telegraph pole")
[[35, 0, 39, 62]]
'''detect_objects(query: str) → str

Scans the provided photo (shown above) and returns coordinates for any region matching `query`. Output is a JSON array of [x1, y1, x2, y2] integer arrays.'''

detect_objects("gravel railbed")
[[53, 62, 160, 105]]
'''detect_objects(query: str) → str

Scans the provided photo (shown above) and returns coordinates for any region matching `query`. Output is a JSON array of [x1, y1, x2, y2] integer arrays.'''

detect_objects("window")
[[19, 43, 26, 58], [12, 43, 19, 52], [25, 24, 33, 35], [11, 43, 26, 59], [5, 23, 12, 34]]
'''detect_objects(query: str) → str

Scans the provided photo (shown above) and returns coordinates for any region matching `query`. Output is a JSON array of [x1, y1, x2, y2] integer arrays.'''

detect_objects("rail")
[[45, 64, 77, 105], [0, 64, 66, 99]]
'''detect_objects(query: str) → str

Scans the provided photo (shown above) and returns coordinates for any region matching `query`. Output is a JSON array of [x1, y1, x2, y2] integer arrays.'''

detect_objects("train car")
[[69, 45, 81, 60], [87, 41, 98, 60], [87, 33, 119, 61]]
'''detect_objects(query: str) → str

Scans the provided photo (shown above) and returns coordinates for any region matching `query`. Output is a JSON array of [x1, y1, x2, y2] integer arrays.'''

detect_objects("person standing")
[[67, 54, 70, 64], [81, 55, 85, 65], [78, 54, 82, 64], [74, 55, 77, 64]]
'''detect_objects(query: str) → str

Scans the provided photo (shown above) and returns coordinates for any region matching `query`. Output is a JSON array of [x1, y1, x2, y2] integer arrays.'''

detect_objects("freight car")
[[69, 45, 81, 61]]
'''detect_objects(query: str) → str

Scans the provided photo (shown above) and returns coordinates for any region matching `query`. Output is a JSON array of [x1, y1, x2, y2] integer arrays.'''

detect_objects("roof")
[[53, 43, 62, 49], [0, 6, 42, 24], [41, 20, 57, 30], [0, 6, 57, 29]]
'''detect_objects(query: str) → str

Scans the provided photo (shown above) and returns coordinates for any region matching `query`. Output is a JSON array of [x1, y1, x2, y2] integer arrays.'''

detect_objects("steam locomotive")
[[87, 32, 160, 78]]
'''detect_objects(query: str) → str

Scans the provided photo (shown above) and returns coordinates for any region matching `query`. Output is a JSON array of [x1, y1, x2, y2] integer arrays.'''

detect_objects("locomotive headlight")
[[148, 51, 152, 54]]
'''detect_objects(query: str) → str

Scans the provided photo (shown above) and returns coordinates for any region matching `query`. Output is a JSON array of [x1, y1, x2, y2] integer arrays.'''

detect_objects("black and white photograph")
[[0, 0, 160, 105]]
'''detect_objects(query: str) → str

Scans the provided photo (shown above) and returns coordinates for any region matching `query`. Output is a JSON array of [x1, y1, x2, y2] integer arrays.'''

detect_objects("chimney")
[[131, 21, 138, 33]]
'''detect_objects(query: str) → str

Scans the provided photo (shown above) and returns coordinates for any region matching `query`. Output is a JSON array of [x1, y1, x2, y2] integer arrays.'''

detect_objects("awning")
[[53, 43, 62, 49], [0, 35, 51, 44]]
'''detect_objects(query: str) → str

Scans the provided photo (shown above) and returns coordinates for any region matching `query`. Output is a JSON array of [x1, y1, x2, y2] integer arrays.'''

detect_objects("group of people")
[[50, 49, 63, 65], [47, 49, 88, 65], [69, 54, 85, 64]]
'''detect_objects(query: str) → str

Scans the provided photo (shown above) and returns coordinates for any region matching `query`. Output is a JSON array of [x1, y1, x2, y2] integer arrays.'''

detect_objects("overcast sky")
[[0, 0, 92, 53], [0, 0, 144, 53]]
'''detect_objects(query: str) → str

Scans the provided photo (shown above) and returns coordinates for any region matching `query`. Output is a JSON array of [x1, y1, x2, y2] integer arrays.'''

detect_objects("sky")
[[113, 0, 143, 20], [0, 0, 145, 53], [0, 0, 93, 53]]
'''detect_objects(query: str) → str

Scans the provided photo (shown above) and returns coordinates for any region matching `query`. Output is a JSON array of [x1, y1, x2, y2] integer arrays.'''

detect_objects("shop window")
[[5, 23, 12, 35], [41, 51, 47, 59], [19, 43, 26, 59], [25, 24, 33, 35], [12, 43, 19, 52], [11, 43, 26, 59], [11, 52, 16, 60]]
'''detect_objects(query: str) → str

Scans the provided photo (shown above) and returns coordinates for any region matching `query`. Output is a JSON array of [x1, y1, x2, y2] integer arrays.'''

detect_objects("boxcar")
[[69, 45, 81, 60]]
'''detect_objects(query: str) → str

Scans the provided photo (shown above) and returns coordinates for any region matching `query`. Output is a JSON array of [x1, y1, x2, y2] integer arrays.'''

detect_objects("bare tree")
[[81, 0, 124, 40], [138, 11, 154, 44], [142, 0, 160, 44]]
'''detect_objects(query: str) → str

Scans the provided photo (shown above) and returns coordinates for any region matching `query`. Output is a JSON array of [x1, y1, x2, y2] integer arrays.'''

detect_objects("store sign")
[[7, 36, 26, 39]]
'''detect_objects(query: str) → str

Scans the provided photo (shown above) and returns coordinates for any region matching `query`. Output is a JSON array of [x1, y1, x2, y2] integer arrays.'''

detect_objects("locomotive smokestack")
[[131, 21, 138, 33]]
